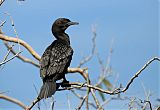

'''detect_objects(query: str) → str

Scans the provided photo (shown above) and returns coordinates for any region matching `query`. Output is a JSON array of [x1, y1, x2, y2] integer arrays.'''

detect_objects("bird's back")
[[40, 40, 73, 82]]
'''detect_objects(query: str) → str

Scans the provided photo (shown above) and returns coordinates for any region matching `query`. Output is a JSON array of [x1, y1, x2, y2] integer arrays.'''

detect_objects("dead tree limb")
[[120, 57, 160, 93], [0, 32, 159, 109], [0, 34, 41, 61], [0, 94, 27, 109]]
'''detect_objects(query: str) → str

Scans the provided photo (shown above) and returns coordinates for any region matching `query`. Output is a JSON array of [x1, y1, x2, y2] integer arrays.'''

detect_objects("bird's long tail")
[[38, 80, 56, 99]]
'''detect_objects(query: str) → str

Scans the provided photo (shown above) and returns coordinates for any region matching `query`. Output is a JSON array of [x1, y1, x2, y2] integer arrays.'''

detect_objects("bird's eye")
[[57, 21, 61, 25]]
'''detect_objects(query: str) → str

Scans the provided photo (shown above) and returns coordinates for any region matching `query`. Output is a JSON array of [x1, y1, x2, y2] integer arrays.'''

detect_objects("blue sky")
[[0, 0, 159, 109]]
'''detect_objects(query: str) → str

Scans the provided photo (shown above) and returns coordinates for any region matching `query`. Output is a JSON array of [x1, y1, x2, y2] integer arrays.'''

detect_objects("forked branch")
[[0, 33, 159, 110]]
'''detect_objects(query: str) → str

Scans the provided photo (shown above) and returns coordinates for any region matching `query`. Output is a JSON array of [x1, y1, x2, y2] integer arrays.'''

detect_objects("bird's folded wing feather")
[[40, 41, 73, 79]]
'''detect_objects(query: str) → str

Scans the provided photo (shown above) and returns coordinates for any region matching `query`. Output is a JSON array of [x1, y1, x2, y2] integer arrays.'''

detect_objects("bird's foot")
[[61, 80, 71, 87]]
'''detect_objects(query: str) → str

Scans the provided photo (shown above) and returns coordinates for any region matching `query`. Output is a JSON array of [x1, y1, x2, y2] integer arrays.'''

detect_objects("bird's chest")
[[49, 41, 73, 63]]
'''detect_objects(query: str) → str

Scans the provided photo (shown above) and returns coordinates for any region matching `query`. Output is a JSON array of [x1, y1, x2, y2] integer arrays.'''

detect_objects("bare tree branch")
[[0, 34, 41, 60], [27, 98, 40, 110], [28, 56, 159, 109], [90, 89, 102, 109], [76, 95, 87, 110], [0, 0, 5, 6], [141, 100, 153, 110], [67, 67, 88, 80], [120, 57, 160, 93], [67, 56, 160, 95], [0, 94, 27, 109]]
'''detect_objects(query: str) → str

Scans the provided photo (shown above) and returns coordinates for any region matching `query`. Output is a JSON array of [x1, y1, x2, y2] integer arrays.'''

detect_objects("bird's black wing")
[[40, 44, 52, 79], [40, 40, 73, 80]]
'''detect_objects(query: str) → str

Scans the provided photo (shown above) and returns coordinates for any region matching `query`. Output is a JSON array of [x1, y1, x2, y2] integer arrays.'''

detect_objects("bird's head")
[[52, 18, 79, 36]]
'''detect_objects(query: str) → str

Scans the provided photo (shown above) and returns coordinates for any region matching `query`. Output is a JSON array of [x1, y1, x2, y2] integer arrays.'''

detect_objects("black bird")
[[38, 18, 78, 99]]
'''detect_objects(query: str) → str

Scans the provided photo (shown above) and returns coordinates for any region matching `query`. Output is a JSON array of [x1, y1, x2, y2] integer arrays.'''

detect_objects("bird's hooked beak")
[[65, 21, 79, 27]]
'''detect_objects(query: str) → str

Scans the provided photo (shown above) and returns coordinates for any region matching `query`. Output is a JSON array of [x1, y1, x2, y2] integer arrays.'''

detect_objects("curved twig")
[[120, 57, 160, 93], [69, 57, 160, 95], [0, 94, 27, 109], [0, 34, 41, 61]]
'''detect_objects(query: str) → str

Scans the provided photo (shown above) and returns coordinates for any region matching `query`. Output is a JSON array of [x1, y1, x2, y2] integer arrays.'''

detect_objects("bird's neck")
[[53, 32, 70, 44]]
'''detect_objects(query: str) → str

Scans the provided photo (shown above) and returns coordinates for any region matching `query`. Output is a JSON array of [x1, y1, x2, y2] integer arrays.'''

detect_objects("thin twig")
[[85, 72, 90, 110], [90, 89, 103, 110], [95, 39, 114, 87], [0, 51, 22, 66], [141, 82, 152, 110], [50, 97, 55, 110], [27, 98, 40, 110], [121, 57, 160, 93], [33, 84, 41, 110], [143, 100, 152, 110], [4, 41, 40, 68], [70, 90, 96, 108], [77, 25, 97, 68], [100, 96, 129, 108], [2, 43, 14, 62], [0, 20, 6, 27], [76, 95, 87, 110], [4, 13, 21, 51]]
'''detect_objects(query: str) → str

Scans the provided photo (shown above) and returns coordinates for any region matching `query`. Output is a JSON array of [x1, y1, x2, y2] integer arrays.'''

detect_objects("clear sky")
[[0, 0, 159, 109]]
